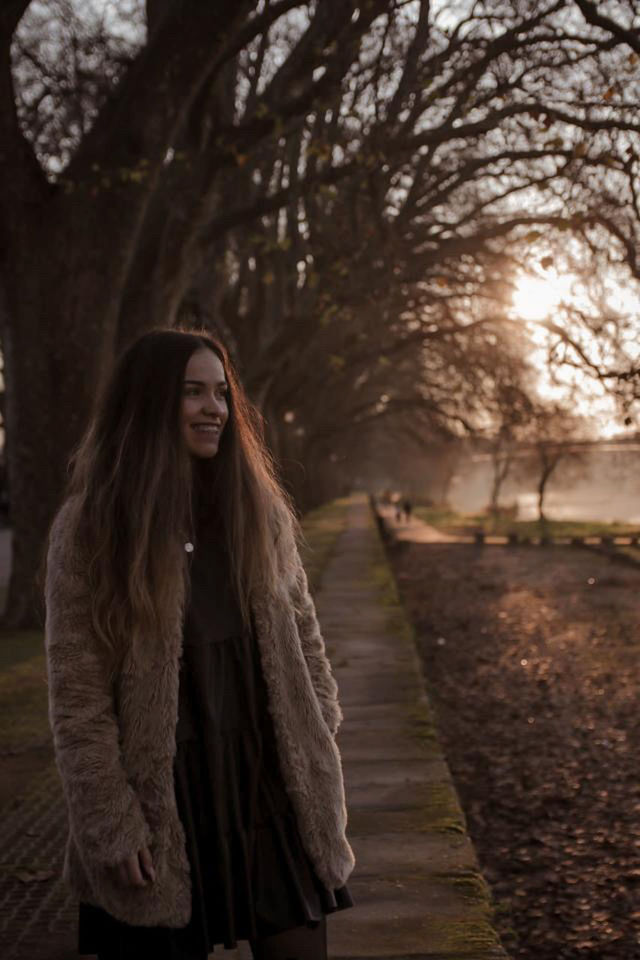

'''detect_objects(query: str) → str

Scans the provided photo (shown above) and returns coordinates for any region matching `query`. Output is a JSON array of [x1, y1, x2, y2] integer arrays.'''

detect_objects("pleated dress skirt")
[[78, 519, 353, 958]]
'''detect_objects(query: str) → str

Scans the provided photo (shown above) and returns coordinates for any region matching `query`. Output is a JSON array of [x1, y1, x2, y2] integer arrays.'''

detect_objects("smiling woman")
[[181, 349, 229, 458], [43, 327, 355, 960]]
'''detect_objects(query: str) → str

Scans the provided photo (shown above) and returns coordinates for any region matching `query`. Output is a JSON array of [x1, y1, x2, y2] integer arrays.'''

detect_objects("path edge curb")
[[365, 494, 513, 960]]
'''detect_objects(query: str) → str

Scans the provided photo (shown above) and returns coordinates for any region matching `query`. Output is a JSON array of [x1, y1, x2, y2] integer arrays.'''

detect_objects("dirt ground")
[[390, 538, 640, 960]]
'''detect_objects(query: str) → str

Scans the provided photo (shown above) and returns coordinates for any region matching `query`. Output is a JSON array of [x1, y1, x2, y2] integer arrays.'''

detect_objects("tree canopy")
[[1, 0, 639, 624]]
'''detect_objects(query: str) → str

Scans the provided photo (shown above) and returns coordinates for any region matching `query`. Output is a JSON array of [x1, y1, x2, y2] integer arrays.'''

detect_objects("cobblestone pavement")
[[0, 761, 77, 959]]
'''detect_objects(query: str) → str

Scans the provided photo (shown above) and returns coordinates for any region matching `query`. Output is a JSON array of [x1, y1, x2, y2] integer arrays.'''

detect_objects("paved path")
[[377, 505, 517, 547], [0, 496, 508, 959], [319, 496, 507, 959], [376, 505, 470, 544]]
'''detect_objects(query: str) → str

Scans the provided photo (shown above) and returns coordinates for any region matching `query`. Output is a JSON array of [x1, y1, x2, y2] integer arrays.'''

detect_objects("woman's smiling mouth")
[[191, 423, 221, 435]]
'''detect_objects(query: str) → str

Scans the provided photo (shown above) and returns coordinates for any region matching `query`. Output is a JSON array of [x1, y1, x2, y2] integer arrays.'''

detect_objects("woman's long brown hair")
[[62, 327, 299, 666]]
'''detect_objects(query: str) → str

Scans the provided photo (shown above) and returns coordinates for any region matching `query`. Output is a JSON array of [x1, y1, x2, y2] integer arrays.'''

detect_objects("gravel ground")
[[390, 539, 640, 960]]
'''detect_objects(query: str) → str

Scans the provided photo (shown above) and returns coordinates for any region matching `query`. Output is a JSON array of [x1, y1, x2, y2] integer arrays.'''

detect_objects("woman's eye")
[[184, 386, 228, 401]]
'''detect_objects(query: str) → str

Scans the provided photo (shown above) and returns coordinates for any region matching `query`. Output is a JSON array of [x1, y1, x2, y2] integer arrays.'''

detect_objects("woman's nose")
[[203, 394, 226, 417]]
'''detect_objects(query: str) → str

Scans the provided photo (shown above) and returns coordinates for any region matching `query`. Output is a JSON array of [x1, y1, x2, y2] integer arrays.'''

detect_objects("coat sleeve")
[[44, 503, 153, 869], [289, 543, 344, 738]]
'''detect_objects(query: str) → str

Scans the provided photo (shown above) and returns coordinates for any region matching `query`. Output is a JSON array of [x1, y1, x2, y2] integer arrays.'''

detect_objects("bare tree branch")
[[573, 0, 640, 53], [67, 0, 255, 180]]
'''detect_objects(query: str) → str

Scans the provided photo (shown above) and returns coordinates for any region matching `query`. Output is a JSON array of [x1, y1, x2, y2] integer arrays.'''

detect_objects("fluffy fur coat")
[[44, 496, 355, 928]]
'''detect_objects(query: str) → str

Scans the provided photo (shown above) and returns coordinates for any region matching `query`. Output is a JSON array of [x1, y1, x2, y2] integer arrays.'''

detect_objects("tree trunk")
[[1, 208, 123, 626], [537, 451, 561, 526], [490, 459, 503, 513], [2, 310, 101, 626], [537, 465, 552, 524], [490, 451, 512, 526], [2, 315, 61, 626]]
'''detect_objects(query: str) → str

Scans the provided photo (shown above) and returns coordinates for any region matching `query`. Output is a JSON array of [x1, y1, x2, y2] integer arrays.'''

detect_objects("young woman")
[[44, 328, 355, 960]]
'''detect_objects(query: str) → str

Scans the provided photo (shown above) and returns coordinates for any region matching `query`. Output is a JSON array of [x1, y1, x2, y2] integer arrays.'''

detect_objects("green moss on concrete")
[[364, 506, 468, 837], [425, 914, 504, 954], [370, 558, 399, 606], [369, 552, 416, 646], [406, 696, 438, 741], [299, 496, 351, 592], [434, 868, 492, 904], [416, 781, 467, 835], [366, 497, 510, 957]]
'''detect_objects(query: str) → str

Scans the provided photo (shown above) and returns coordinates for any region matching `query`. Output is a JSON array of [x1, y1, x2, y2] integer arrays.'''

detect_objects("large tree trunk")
[[0, 193, 146, 627], [2, 317, 64, 626], [0, 0, 257, 627], [1, 209, 122, 625]]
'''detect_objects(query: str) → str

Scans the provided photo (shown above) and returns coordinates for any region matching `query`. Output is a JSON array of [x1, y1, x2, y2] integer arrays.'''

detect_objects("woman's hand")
[[114, 845, 156, 887]]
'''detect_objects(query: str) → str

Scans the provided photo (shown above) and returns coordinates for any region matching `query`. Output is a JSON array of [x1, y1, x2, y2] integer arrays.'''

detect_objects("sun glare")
[[511, 274, 573, 321], [509, 270, 635, 438]]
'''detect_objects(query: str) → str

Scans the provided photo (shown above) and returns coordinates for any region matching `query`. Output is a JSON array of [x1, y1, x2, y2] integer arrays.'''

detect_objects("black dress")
[[77, 513, 353, 958]]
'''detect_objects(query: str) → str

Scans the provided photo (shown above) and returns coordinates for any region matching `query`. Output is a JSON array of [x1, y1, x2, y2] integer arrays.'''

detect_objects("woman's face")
[[181, 348, 229, 458]]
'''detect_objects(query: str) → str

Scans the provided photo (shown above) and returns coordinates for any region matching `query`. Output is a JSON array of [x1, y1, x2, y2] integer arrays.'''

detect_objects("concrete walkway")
[[376, 505, 469, 544], [317, 496, 508, 959]]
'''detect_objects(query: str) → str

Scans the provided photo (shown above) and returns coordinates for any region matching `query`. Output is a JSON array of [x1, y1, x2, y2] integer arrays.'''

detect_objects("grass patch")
[[0, 652, 50, 753], [415, 505, 640, 539], [0, 628, 45, 671], [406, 697, 439, 745], [414, 505, 485, 532]]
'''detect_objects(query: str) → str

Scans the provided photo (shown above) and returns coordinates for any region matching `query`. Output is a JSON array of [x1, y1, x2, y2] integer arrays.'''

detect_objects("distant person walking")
[[402, 498, 413, 523]]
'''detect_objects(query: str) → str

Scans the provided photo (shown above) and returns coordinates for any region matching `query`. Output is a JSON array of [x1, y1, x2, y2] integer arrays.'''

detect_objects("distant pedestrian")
[[402, 498, 413, 523]]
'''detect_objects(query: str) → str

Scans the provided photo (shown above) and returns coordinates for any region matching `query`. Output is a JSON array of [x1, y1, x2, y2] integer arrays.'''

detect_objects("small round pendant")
[[184, 541, 194, 553]]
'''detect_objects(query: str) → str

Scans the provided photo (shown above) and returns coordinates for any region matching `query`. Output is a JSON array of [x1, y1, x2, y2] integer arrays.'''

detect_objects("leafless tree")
[[2, 0, 639, 625], [518, 401, 592, 522]]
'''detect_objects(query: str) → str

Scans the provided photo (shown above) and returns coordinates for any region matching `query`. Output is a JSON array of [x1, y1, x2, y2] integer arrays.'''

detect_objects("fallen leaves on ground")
[[393, 541, 640, 960]]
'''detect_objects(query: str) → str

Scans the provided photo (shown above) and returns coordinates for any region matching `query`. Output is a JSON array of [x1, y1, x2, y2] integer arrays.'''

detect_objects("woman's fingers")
[[124, 851, 147, 887], [139, 845, 156, 883], [111, 847, 155, 887]]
